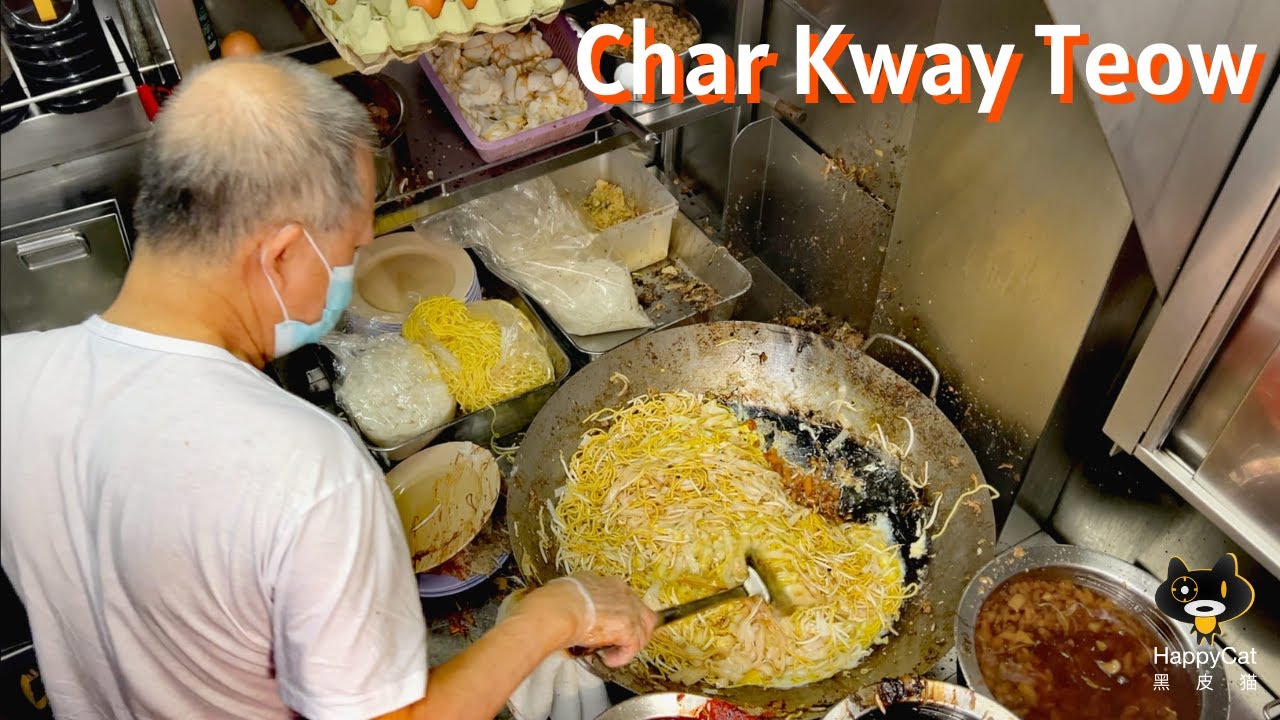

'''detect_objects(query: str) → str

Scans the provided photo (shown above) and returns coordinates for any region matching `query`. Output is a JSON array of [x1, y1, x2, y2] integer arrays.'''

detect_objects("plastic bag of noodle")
[[418, 177, 652, 336], [401, 297, 554, 413], [320, 332, 457, 447]]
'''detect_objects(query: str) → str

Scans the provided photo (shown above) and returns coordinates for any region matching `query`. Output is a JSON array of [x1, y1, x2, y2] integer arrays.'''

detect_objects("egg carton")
[[302, 0, 566, 74]]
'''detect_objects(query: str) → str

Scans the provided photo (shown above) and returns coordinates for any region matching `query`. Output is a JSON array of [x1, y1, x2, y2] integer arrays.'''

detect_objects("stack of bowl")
[[2, 0, 122, 114], [346, 230, 479, 336]]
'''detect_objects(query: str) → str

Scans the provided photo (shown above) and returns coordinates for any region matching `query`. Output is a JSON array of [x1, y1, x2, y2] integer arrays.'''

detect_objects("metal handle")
[[16, 230, 90, 270], [611, 106, 659, 149], [658, 585, 748, 626], [862, 333, 941, 402], [1263, 699, 1279, 720], [758, 89, 808, 124], [569, 584, 748, 658]]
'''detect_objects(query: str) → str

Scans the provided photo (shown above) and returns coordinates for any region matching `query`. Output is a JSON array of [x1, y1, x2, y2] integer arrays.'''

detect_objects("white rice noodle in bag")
[[322, 333, 456, 447]]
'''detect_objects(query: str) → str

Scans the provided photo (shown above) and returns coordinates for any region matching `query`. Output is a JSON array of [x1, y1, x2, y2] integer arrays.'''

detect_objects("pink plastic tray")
[[419, 17, 613, 164]]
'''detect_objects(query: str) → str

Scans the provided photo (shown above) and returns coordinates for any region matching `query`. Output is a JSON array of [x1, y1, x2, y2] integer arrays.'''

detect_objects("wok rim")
[[508, 321, 997, 717]]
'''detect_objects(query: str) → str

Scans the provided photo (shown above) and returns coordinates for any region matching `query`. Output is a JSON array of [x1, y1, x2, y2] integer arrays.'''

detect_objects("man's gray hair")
[[133, 55, 375, 255]]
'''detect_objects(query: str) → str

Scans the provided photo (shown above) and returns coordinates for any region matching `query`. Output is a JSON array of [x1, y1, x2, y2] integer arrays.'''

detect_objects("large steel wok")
[[508, 322, 996, 717]]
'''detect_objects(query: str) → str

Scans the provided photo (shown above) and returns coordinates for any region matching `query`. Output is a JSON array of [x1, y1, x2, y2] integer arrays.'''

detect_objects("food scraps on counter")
[[593, 1, 700, 60], [582, 179, 639, 230], [775, 306, 866, 349], [976, 576, 1198, 720], [431, 513, 509, 581], [428, 28, 587, 141], [632, 260, 722, 315]]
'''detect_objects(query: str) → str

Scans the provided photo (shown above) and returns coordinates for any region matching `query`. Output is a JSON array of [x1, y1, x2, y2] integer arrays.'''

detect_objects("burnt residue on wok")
[[730, 403, 932, 583]]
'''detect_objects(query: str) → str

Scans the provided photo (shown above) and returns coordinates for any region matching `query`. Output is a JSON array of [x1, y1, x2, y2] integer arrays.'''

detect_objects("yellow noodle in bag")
[[402, 296, 553, 413]]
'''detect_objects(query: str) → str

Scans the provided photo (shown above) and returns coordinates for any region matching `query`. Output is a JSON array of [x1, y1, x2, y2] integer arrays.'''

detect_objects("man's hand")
[[511, 572, 659, 667], [374, 572, 657, 720]]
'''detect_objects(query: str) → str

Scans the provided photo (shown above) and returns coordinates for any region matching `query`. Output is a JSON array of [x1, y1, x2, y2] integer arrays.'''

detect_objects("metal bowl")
[[594, 1, 703, 61], [334, 72, 406, 199], [587, 0, 703, 97], [955, 544, 1229, 720], [594, 693, 743, 720], [821, 678, 1019, 720]]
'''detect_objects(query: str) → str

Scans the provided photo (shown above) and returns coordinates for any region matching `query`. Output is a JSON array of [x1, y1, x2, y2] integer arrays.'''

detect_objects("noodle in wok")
[[551, 392, 913, 688]]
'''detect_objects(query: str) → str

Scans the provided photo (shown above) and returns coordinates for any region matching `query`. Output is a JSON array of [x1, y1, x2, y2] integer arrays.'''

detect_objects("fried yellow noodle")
[[551, 392, 911, 688]]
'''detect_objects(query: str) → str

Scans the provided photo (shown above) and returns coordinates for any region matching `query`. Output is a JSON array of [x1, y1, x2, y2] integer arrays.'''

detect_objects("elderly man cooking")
[[0, 56, 656, 719]]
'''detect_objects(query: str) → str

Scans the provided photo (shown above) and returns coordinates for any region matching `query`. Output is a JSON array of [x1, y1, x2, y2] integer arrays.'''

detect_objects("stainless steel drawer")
[[1, 200, 130, 334]]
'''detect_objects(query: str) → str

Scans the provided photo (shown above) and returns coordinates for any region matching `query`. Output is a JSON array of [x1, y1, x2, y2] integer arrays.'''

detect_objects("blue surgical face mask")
[[262, 229, 354, 358]]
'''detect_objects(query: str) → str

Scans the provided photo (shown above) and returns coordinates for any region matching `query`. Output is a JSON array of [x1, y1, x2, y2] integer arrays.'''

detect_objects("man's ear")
[[254, 224, 306, 282]]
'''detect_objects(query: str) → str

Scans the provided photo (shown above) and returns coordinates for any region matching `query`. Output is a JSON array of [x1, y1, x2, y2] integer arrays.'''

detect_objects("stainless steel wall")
[[807, 0, 1134, 512], [758, 0, 941, 213], [1042, 0, 1280, 299], [706, 0, 1133, 515]]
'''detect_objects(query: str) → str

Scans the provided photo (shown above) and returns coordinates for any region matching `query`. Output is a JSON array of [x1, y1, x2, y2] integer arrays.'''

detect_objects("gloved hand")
[[511, 571, 658, 667]]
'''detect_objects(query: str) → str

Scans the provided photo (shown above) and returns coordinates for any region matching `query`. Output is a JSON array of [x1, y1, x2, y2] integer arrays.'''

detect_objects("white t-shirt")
[[0, 317, 428, 719]]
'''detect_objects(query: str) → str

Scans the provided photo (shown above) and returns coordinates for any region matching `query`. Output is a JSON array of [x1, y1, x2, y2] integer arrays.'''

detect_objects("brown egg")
[[408, 0, 445, 17], [220, 30, 263, 58]]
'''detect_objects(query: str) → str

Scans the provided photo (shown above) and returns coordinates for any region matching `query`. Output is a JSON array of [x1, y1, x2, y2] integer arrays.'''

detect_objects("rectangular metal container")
[[330, 274, 572, 467], [539, 211, 752, 358]]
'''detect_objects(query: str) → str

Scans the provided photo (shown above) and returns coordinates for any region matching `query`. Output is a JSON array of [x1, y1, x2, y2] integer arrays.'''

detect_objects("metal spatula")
[[570, 555, 795, 658], [658, 554, 795, 627]]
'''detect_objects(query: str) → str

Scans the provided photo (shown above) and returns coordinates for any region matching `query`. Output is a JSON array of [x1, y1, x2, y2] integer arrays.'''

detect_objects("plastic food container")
[[546, 146, 677, 272], [418, 16, 612, 164]]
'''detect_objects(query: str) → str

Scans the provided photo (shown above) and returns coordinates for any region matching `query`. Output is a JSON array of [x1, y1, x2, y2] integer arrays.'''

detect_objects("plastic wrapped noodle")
[[321, 333, 456, 447], [401, 297, 554, 413], [419, 178, 652, 336]]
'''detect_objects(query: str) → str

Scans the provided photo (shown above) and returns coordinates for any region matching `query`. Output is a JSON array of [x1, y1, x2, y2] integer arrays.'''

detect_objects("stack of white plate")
[[346, 230, 479, 335], [464, 270, 482, 303]]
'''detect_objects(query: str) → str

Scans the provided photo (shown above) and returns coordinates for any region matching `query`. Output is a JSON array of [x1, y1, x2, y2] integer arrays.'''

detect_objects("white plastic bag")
[[322, 333, 456, 447], [420, 178, 652, 336]]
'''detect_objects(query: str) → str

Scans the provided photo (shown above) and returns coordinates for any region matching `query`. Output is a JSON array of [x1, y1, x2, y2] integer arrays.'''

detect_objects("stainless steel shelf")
[[371, 59, 737, 234]]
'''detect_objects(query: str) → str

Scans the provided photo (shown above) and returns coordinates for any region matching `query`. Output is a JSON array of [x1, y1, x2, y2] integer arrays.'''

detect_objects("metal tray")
[[331, 266, 572, 467], [543, 211, 753, 358]]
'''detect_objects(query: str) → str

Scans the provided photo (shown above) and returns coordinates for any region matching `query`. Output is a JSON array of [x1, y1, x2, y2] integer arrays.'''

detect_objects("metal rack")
[[368, 53, 738, 234], [0, 1, 178, 116], [0, 1, 183, 180]]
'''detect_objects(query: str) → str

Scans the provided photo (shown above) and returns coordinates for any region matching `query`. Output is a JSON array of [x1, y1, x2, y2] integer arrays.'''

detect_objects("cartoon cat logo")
[[1155, 553, 1255, 645]]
